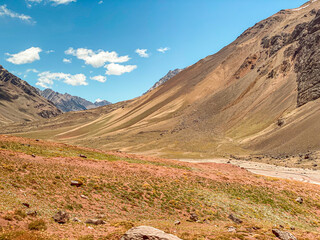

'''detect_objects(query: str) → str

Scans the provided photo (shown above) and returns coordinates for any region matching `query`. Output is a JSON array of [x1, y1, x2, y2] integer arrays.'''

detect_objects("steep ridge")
[[0, 65, 61, 125], [38, 88, 111, 112], [145, 69, 183, 94], [2, 1, 320, 158]]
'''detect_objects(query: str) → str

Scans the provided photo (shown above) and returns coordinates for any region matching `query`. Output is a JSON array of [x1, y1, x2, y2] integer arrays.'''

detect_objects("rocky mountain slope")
[[0, 65, 61, 125], [2, 0, 320, 159], [38, 88, 111, 112], [145, 69, 183, 94]]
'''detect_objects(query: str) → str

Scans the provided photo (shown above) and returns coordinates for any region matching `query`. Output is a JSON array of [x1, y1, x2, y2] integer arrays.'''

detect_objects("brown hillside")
[[0, 65, 61, 125], [1, 1, 320, 158]]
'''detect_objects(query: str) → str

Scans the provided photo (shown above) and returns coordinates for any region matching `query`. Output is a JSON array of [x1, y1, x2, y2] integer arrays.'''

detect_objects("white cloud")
[[26, 68, 39, 73], [50, 0, 76, 5], [157, 47, 170, 53], [45, 50, 54, 54], [90, 75, 106, 83], [36, 71, 87, 88], [0, 5, 35, 23], [135, 49, 149, 58], [95, 98, 103, 102], [98, 1, 103, 4], [63, 58, 72, 63], [65, 47, 130, 68], [26, 0, 76, 7], [105, 63, 137, 76], [6, 47, 42, 65]]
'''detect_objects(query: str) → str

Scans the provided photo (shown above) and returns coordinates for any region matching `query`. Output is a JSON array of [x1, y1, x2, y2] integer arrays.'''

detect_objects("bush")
[[28, 219, 47, 231]]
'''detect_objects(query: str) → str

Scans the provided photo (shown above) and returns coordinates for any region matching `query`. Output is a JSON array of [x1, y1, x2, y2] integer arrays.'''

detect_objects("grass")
[[0, 135, 319, 239]]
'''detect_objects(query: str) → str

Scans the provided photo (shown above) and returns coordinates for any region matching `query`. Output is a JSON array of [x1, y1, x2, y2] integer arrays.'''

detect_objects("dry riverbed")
[[179, 158, 320, 185]]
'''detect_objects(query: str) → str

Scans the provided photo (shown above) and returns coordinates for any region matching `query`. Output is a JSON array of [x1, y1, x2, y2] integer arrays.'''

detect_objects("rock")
[[174, 220, 181, 225], [79, 154, 87, 158], [70, 180, 83, 187], [31, 154, 36, 158], [72, 217, 81, 222], [227, 226, 237, 233], [228, 214, 243, 224], [22, 203, 30, 208], [53, 211, 69, 224], [120, 226, 182, 240], [85, 219, 106, 225], [272, 229, 297, 240], [189, 213, 198, 222], [80, 194, 89, 199], [295, 197, 303, 204], [26, 210, 37, 217], [35, 139, 40, 142]]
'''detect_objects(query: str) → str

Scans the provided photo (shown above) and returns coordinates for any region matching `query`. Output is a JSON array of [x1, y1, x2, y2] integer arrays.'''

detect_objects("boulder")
[[189, 212, 198, 222], [272, 229, 297, 240], [120, 226, 182, 240], [53, 211, 69, 224], [70, 180, 83, 187], [295, 197, 303, 204], [228, 214, 243, 224], [85, 219, 106, 225]]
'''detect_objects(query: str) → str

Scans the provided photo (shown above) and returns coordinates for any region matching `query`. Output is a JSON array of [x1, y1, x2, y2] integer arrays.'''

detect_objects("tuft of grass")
[[28, 219, 47, 231]]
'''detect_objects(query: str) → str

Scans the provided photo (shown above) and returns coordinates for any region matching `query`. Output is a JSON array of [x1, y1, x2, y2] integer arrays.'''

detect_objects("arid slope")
[[0, 65, 61, 125]]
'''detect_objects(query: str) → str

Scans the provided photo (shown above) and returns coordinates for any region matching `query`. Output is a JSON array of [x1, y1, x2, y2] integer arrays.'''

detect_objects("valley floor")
[[0, 135, 320, 239]]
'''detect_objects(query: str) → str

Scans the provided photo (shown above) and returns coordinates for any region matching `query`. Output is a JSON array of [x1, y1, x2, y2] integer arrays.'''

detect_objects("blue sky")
[[0, 0, 307, 103]]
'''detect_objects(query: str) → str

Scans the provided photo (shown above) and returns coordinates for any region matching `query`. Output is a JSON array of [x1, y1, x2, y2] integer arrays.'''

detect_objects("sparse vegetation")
[[0, 135, 319, 239]]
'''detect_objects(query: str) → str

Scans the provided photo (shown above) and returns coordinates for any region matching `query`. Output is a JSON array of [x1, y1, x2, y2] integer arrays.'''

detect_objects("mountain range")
[[37, 88, 111, 112]]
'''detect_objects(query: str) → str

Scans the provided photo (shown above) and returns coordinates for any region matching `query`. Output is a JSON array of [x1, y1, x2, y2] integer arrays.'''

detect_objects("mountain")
[[145, 69, 183, 94], [0, 65, 61, 124], [37, 88, 111, 112], [2, 1, 320, 159]]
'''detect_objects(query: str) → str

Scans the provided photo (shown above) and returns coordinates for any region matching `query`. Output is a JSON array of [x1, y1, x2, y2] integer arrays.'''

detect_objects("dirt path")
[[179, 158, 320, 185]]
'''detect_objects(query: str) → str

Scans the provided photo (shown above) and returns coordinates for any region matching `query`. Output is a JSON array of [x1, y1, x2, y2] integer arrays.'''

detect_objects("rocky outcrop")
[[272, 229, 297, 240], [293, 9, 320, 107], [120, 226, 182, 240], [38, 88, 111, 112]]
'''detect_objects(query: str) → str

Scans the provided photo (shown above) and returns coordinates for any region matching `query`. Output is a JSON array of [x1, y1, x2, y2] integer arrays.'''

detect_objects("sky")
[[0, 0, 308, 103]]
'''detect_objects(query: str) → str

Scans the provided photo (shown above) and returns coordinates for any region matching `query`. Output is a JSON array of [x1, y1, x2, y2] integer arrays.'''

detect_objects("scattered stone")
[[80, 195, 89, 199], [22, 203, 30, 208], [70, 180, 83, 187], [228, 214, 243, 224], [313, 164, 318, 167], [290, 227, 296, 231], [295, 197, 303, 204], [35, 139, 40, 142], [85, 219, 106, 225], [120, 226, 182, 240], [174, 220, 181, 225], [72, 217, 81, 222], [53, 211, 69, 224], [31, 154, 36, 158], [272, 229, 297, 240], [227, 226, 237, 233], [189, 213, 198, 222], [26, 210, 37, 217], [79, 154, 87, 158]]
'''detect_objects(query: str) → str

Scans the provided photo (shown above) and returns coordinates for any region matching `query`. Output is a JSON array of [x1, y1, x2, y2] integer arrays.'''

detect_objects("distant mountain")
[[0, 65, 61, 124], [146, 69, 183, 94], [37, 88, 111, 112]]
